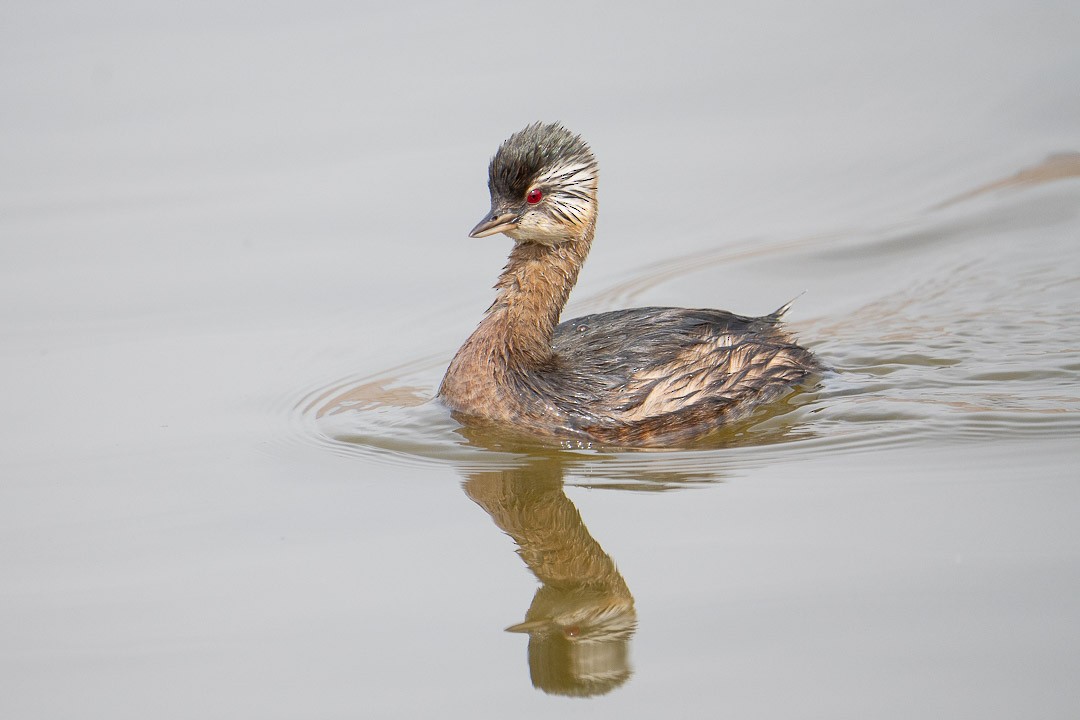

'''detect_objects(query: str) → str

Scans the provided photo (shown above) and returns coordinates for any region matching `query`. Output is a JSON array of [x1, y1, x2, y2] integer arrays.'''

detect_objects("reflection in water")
[[463, 458, 637, 697]]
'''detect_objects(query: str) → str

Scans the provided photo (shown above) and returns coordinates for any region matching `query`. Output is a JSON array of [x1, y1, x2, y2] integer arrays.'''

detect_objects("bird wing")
[[549, 307, 814, 427]]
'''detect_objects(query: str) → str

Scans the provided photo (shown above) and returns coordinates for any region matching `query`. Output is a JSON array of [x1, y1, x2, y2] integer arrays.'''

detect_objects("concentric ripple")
[[292, 156, 1080, 484]]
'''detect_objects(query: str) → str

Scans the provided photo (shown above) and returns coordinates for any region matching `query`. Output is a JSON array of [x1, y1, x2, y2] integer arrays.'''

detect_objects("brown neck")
[[484, 219, 595, 368]]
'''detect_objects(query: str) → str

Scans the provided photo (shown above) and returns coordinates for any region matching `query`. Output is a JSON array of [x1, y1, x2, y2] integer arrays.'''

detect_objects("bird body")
[[438, 123, 819, 446]]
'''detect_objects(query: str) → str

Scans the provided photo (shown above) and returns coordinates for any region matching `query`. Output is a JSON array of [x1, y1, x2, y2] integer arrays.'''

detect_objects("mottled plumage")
[[439, 123, 820, 446]]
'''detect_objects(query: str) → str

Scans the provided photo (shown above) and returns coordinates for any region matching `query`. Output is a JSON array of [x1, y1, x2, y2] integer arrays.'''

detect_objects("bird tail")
[[769, 292, 806, 320]]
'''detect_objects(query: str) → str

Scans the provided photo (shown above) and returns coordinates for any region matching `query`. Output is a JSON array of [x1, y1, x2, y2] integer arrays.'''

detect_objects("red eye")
[[526, 188, 543, 204]]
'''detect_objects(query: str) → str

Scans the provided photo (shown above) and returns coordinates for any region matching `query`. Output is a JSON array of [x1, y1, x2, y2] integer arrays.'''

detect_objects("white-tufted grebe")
[[438, 122, 819, 446]]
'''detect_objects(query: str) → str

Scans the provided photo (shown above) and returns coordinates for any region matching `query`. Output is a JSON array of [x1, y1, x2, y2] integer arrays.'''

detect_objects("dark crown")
[[488, 123, 596, 200]]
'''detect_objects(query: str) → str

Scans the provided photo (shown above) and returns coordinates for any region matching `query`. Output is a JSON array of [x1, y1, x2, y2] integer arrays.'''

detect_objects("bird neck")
[[486, 218, 595, 368]]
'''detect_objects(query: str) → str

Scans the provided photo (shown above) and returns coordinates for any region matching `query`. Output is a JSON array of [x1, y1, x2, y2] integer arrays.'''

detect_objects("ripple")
[[290, 344, 1078, 484], [291, 357, 974, 485], [289, 160, 1080, 484]]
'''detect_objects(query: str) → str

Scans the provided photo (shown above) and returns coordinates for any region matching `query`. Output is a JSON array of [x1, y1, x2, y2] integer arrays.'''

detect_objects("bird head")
[[469, 123, 598, 246]]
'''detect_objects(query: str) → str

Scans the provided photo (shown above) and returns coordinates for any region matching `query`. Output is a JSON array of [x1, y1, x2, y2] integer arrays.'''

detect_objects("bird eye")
[[526, 188, 543, 204]]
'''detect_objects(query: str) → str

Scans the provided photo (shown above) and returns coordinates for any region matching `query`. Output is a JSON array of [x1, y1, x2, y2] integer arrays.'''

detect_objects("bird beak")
[[504, 619, 550, 633], [469, 207, 518, 238]]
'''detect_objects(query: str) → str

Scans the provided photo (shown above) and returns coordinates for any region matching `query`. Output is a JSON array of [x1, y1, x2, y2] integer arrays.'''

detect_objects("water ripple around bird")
[[292, 156, 1080, 487]]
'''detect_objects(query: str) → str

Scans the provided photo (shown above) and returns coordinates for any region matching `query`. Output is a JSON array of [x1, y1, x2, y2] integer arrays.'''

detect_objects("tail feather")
[[769, 291, 806, 320]]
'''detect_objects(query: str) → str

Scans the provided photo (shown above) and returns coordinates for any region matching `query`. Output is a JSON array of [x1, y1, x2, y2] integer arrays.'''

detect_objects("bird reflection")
[[463, 457, 636, 697]]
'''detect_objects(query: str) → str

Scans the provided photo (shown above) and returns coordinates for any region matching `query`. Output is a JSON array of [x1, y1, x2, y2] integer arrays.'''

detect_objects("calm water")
[[3, 2, 1080, 718]]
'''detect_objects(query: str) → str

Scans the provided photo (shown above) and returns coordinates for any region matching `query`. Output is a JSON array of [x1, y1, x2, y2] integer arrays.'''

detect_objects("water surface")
[[2, 2, 1079, 718]]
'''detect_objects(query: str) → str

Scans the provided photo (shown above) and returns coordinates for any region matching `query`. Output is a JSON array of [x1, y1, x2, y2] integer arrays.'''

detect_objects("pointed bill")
[[469, 209, 517, 238]]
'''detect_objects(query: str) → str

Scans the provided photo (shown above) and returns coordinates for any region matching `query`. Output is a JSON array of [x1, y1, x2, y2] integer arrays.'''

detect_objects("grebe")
[[439, 122, 819, 446]]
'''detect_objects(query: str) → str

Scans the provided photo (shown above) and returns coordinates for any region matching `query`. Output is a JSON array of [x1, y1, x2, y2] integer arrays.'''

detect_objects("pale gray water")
[[3, 1, 1080, 718]]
